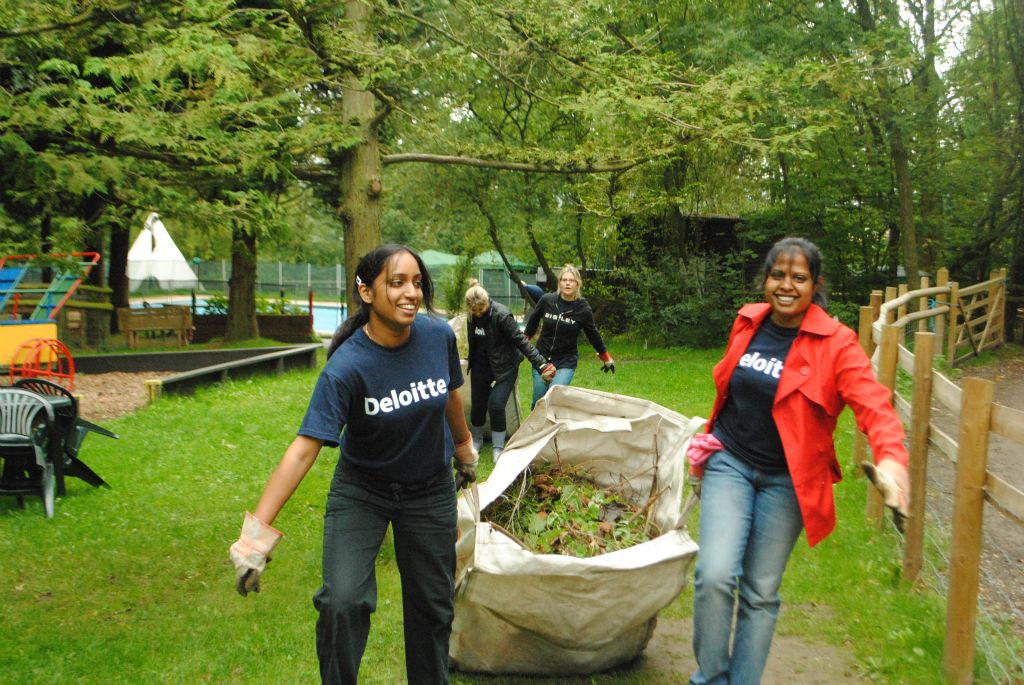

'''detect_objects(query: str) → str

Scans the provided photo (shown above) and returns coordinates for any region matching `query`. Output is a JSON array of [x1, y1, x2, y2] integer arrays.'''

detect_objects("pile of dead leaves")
[[482, 463, 660, 558]]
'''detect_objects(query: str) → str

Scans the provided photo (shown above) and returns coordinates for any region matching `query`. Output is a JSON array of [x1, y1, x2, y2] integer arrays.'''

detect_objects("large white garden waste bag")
[[451, 384, 703, 675]]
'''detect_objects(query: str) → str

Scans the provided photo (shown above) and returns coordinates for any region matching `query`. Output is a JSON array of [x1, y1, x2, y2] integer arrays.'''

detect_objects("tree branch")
[[381, 5, 562, 108], [0, 2, 137, 38], [382, 152, 648, 174]]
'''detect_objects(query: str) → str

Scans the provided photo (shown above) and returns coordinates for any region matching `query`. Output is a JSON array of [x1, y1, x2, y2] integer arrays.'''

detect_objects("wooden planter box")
[[192, 314, 314, 344]]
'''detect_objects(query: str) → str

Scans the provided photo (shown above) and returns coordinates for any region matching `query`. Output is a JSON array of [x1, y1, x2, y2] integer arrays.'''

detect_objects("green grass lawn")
[[0, 342, 1010, 683]]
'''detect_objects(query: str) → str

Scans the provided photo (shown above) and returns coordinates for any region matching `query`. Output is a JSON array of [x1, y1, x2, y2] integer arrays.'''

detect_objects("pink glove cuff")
[[686, 433, 724, 468], [240, 511, 283, 557]]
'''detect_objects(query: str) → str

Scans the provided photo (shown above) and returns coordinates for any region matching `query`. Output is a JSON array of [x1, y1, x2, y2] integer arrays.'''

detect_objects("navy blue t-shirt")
[[712, 317, 799, 473], [298, 314, 464, 483]]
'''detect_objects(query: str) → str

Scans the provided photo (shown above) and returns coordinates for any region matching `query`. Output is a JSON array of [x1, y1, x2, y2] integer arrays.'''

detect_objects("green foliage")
[[483, 463, 658, 557], [609, 252, 750, 348], [201, 291, 304, 315], [439, 254, 478, 316], [826, 299, 860, 330]]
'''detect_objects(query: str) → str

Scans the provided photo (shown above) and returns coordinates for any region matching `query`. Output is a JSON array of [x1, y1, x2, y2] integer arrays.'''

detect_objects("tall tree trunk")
[[40, 212, 52, 282], [853, 0, 922, 284], [226, 224, 259, 340], [888, 123, 921, 284], [574, 203, 587, 271], [779, 152, 791, 221], [912, 0, 943, 274], [337, 0, 383, 313], [108, 220, 130, 333], [82, 193, 106, 286]]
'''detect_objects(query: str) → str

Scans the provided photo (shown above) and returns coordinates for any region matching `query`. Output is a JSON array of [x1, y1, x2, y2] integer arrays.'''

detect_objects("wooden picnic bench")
[[117, 306, 193, 349]]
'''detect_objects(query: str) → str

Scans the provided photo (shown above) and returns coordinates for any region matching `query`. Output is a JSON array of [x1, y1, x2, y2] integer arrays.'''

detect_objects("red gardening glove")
[[540, 363, 556, 382]]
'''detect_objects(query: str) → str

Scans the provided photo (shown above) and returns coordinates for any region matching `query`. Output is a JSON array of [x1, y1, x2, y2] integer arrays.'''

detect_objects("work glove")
[[229, 512, 283, 597], [540, 363, 556, 382], [861, 460, 910, 534], [454, 436, 479, 490], [598, 351, 615, 374]]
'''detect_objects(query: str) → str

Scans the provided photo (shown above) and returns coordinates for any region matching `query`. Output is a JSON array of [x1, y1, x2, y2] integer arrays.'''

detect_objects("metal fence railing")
[[122, 259, 538, 313]]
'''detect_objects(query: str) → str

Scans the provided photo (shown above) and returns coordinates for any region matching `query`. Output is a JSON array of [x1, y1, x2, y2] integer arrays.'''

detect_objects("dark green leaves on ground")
[[482, 463, 659, 557]]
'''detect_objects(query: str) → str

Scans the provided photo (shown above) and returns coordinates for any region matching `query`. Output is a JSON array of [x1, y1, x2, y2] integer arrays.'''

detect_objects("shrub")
[[595, 251, 750, 348], [201, 292, 305, 315], [439, 254, 477, 316]]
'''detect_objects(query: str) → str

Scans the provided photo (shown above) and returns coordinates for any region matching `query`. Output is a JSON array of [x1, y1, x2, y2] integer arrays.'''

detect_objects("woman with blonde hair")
[[465, 280, 554, 459], [523, 264, 615, 408]]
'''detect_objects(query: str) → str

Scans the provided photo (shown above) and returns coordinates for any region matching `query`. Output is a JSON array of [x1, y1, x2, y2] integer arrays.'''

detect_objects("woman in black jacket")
[[523, 264, 614, 408], [465, 281, 554, 460]]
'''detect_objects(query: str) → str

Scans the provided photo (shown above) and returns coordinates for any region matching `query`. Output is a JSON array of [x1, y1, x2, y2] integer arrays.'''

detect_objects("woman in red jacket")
[[687, 237, 910, 685]]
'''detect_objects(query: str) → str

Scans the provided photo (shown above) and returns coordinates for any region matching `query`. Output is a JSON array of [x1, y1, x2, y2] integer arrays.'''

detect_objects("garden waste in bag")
[[451, 384, 703, 675]]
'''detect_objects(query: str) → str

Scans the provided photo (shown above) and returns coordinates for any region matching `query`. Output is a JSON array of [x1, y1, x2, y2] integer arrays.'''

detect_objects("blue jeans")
[[530, 366, 575, 408], [690, 449, 804, 685], [314, 463, 457, 685]]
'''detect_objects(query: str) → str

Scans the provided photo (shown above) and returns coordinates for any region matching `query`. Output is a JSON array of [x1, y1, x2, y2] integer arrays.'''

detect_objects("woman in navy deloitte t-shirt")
[[228, 244, 479, 685]]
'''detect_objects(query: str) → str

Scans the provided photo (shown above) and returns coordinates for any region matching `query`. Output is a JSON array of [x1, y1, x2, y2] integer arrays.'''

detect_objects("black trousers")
[[314, 464, 457, 685], [469, 363, 518, 433]]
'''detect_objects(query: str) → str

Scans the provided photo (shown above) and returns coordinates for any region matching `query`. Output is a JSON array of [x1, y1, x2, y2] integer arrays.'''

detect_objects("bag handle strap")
[[455, 483, 481, 592]]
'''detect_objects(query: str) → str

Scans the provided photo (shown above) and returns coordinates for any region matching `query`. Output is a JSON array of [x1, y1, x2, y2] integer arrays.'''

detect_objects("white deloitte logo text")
[[738, 351, 784, 379], [364, 378, 448, 415]]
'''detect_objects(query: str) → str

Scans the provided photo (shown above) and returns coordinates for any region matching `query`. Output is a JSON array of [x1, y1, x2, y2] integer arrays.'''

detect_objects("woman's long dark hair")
[[760, 237, 828, 309], [327, 244, 437, 358]]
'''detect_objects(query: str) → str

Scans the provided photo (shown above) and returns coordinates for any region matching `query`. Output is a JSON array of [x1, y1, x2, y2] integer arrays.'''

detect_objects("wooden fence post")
[[903, 332, 934, 583], [897, 283, 909, 334], [145, 380, 163, 403], [854, 306, 875, 474], [947, 281, 960, 364], [867, 324, 901, 526], [870, 290, 884, 323], [990, 267, 1006, 346], [943, 378, 994, 685], [918, 276, 931, 333], [885, 286, 898, 324], [999, 267, 1008, 344], [936, 268, 948, 344]]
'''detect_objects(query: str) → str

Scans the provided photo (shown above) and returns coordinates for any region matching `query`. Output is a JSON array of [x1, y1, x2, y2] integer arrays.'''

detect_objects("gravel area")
[[72, 371, 177, 422]]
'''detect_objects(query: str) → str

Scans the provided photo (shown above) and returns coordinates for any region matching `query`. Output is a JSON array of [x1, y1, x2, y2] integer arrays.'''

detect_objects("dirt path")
[[459, 615, 863, 684], [639, 616, 863, 684]]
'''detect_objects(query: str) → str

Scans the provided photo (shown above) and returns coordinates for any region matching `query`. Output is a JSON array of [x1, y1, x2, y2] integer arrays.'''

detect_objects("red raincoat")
[[695, 303, 908, 547]]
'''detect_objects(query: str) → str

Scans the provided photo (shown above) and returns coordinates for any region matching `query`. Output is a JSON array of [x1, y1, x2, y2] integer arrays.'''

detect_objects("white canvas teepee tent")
[[127, 212, 199, 291]]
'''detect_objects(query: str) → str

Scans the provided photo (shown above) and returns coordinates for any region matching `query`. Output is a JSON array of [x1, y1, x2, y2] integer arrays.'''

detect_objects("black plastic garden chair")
[[13, 378, 117, 494], [0, 388, 58, 517]]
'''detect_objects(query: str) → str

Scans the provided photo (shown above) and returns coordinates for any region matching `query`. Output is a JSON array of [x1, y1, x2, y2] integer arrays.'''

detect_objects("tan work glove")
[[861, 460, 910, 534], [453, 436, 479, 490], [229, 512, 283, 596]]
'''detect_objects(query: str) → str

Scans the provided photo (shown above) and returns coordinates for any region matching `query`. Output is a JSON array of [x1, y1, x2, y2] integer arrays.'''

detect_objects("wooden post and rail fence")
[[852, 267, 1023, 684]]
